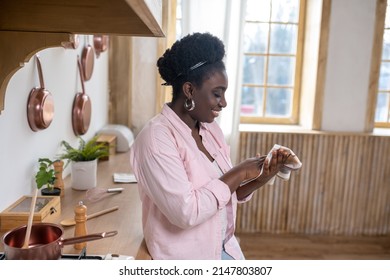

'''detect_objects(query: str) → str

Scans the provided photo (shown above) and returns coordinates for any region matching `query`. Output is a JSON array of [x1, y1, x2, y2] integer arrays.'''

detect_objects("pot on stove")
[[2, 223, 117, 260]]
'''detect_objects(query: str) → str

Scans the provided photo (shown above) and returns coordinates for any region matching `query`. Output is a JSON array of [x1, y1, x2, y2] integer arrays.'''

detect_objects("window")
[[240, 0, 305, 124], [375, 1, 390, 128]]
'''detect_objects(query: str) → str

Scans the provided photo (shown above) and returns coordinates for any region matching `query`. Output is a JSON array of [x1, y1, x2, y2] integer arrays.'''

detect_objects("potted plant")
[[35, 158, 61, 196], [59, 135, 109, 190]]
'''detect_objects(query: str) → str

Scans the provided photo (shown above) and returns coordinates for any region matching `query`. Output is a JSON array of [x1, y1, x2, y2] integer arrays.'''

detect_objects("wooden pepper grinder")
[[53, 160, 65, 197], [73, 201, 87, 250]]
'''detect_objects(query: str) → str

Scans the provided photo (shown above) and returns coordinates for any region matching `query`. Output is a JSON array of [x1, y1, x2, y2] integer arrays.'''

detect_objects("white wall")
[[0, 36, 109, 211], [322, 0, 376, 131], [130, 37, 159, 135]]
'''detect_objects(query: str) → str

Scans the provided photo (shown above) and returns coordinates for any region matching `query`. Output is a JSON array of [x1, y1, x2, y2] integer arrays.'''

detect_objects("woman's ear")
[[182, 82, 194, 99]]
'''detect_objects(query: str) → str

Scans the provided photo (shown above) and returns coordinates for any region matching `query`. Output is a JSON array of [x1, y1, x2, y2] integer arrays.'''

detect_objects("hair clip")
[[189, 61, 207, 71], [162, 61, 208, 86]]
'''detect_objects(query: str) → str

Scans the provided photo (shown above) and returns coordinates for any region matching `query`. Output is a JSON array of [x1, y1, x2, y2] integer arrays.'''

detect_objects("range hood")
[[0, 0, 164, 113]]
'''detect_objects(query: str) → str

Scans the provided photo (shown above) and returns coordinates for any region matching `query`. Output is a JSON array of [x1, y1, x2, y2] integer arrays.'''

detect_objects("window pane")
[[270, 23, 297, 54], [243, 56, 266, 85], [378, 62, 390, 90], [241, 86, 264, 116], [382, 29, 390, 60], [265, 88, 292, 117], [268, 56, 295, 86], [246, 0, 271, 21], [240, 0, 303, 124], [375, 92, 389, 122], [244, 23, 269, 53], [271, 0, 299, 23]]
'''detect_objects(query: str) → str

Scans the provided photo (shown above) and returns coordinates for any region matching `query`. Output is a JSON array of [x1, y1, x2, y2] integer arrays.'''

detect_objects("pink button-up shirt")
[[130, 104, 250, 260]]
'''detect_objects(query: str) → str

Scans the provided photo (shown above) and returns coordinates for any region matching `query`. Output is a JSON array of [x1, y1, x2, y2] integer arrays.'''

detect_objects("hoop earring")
[[184, 98, 195, 111]]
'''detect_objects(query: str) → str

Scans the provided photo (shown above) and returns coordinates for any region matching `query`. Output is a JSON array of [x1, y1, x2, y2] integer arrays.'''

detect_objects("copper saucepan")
[[81, 40, 95, 81], [93, 35, 109, 58], [27, 55, 54, 131], [2, 223, 117, 260], [72, 57, 92, 136]]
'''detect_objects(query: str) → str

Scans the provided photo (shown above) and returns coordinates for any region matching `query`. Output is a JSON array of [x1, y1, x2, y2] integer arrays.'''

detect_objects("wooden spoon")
[[22, 188, 38, 248], [60, 206, 119, 227]]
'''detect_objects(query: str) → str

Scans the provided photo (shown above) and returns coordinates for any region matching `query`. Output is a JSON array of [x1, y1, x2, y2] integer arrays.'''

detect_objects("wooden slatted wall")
[[236, 131, 390, 236]]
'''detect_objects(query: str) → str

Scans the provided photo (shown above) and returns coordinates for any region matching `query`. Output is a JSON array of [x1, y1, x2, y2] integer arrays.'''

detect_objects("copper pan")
[[72, 57, 92, 136], [93, 35, 109, 58], [81, 39, 95, 81], [27, 55, 54, 132], [2, 223, 117, 260]]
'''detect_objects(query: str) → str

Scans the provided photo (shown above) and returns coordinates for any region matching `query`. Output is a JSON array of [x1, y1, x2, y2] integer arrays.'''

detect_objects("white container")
[[71, 159, 97, 190], [98, 124, 134, 152]]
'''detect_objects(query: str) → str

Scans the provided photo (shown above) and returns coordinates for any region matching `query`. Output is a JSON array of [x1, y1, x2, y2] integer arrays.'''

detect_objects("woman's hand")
[[255, 148, 291, 185], [235, 148, 292, 200], [237, 155, 266, 182], [220, 155, 264, 194]]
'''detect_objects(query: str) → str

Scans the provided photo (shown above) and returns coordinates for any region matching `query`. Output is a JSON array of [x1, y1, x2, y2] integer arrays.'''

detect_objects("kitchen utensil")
[[2, 223, 117, 260], [22, 188, 38, 248], [93, 35, 109, 58], [72, 57, 92, 136], [27, 55, 54, 131], [86, 187, 124, 203], [60, 206, 119, 227], [81, 36, 95, 81]]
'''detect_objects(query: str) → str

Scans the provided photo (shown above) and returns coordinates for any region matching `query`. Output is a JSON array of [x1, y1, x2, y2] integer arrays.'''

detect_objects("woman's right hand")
[[237, 155, 266, 182], [220, 155, 265, 194]]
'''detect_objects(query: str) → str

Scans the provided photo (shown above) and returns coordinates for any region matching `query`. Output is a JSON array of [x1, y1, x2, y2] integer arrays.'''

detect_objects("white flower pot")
[[71, 159, 97, 190]]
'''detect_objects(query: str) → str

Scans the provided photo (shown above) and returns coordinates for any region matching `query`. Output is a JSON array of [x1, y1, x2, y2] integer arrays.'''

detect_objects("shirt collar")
[[161, 103, 210, 135]]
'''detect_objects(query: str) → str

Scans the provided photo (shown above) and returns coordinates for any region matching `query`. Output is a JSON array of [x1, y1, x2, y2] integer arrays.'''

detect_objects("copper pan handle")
[[77, 55, 86, 95], [35, 55, 45, 88], [59, 230, 118, 247]]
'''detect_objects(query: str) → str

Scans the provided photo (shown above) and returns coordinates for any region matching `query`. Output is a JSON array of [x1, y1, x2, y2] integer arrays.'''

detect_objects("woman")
[[130, 32, 289, 260]]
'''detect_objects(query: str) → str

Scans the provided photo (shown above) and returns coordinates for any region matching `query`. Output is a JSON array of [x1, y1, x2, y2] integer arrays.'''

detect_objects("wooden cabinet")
[[0, 0, 164, 114], [0, 0, 163, 36]]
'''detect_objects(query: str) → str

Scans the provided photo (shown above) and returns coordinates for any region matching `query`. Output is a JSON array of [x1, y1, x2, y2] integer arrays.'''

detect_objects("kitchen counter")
[[0, 151, 150, 259]]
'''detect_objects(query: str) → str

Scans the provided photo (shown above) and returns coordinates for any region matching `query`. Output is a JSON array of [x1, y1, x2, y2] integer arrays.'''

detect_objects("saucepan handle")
[[59, 230, 118, 247]]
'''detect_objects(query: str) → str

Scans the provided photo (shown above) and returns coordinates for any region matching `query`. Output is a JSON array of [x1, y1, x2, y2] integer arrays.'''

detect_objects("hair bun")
[[157, 32, 225, 86]]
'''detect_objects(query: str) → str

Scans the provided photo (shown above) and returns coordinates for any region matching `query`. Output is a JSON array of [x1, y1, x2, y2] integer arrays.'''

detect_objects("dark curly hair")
[[157, 32, 226, 102]]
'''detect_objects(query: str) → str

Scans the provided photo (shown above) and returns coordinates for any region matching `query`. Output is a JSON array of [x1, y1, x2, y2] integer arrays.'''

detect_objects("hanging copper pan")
[[81, 39, 95, 81], [93, 35, 109, 58], [72, 57, 92, 136], [27, 55, 54, 132]]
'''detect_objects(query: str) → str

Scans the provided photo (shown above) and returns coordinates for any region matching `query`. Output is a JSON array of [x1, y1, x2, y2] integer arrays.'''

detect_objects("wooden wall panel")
[[236, 132, 390, 236]]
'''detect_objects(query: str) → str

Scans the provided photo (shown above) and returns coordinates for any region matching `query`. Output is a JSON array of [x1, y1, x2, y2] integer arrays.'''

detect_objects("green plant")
[[35, 158, 56, 190], [59, 136, 109, 164]]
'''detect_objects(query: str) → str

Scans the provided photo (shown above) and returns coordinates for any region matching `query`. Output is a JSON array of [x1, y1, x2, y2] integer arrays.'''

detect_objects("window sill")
[[239, 124, 390, 137], [239, 124, 314, 133], [373, 128, 390, 136]]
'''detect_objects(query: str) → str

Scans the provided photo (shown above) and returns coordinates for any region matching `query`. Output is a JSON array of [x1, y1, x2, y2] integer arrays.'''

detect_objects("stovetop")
[[0, 247, 134, 260]]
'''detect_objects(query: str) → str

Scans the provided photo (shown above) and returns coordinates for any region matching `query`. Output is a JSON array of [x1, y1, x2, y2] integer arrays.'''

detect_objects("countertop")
[[0, 151, 149, 259]]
